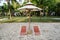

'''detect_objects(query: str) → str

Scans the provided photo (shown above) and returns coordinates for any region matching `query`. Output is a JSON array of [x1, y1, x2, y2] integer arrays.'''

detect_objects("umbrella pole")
[[28, 10, 31, 30], [29, 12, 30, 30], [27, 10, 32, 34]]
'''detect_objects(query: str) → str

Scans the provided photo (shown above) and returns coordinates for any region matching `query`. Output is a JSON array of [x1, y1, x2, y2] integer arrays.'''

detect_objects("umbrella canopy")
[[18, 2, 42, 11]]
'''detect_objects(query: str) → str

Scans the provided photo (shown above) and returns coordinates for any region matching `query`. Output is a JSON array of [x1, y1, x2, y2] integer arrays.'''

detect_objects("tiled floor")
[[0, 23, 60, 40]]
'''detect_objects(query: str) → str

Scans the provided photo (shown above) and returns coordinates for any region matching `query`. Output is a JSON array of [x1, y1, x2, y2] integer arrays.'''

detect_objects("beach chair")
[[33, 26, 40, 35], [20, 26, 26, 35]]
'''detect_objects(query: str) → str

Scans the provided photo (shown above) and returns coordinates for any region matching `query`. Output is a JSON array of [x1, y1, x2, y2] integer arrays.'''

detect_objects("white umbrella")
[[18, 1, 42, 34], [18, 2, 42, 11]]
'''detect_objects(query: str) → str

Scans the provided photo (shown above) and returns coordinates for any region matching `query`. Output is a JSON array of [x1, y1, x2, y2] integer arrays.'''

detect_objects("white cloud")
[[0, 0, 7, 6], [16, 0, 24, 4], [0, 0, 25, 6]]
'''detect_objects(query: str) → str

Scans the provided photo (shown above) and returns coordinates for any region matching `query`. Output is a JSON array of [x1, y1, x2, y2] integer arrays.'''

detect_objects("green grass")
[[0, 16, 60, 23], [0, 16, 28, 23], [31, 16, 60, 22]]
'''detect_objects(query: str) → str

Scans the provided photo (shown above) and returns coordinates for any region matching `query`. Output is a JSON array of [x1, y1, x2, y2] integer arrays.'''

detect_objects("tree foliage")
[[0, 0, 60, 16], [31, 0, 59, 16], [56, 2, 60, 16]]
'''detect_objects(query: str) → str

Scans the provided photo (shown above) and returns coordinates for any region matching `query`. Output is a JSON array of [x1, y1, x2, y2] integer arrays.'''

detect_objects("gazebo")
[[18, 0, 42, 34]]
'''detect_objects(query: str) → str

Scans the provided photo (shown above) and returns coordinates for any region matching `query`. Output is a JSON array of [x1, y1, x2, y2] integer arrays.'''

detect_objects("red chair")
[[20, 26, 26, 35], [33, 26, 40, 35]]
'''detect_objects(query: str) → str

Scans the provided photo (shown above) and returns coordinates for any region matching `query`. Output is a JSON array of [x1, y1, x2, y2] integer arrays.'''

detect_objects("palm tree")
[[6, 0, 21, 19], [11, 0, 20, 10], [2, 3, 8, 16], [11, 0, 21, 16], [6, 0, 11, 19], [56, 2, 60, 16]]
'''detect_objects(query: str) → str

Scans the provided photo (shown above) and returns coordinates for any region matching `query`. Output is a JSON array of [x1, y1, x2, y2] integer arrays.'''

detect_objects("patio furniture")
[[20, 26, 27, 35], [33, 26, 40, 35]]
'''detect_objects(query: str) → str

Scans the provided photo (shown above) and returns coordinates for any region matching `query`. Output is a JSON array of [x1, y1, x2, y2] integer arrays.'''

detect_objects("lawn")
[[0, 16, 60, 23]]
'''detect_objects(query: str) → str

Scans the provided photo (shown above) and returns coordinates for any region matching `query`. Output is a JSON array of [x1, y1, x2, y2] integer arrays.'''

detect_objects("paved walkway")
[[0, 23, 60, 40]]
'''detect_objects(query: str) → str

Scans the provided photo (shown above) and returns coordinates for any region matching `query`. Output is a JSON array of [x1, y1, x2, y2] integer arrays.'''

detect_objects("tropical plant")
[[55, 2, 60, 16], [31, 0, 57, 16]]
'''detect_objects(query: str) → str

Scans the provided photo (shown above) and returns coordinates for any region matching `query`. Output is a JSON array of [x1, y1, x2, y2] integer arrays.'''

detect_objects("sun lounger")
[[20, 26, 26, 35], [33, 26, 40, 35]]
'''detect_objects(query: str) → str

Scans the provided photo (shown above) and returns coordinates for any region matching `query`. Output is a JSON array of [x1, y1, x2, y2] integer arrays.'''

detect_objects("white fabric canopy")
[[18, 2, 42, 11]]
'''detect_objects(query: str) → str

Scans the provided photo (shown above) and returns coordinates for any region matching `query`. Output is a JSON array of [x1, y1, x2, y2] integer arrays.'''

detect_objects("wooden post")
[[9, 9, 11, 19]]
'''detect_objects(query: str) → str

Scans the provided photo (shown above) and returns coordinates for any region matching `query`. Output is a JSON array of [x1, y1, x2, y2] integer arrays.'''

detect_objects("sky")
[[0, 0, 7, 6], [17, 0, 24, 4], [0, 0, 24, 6]]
